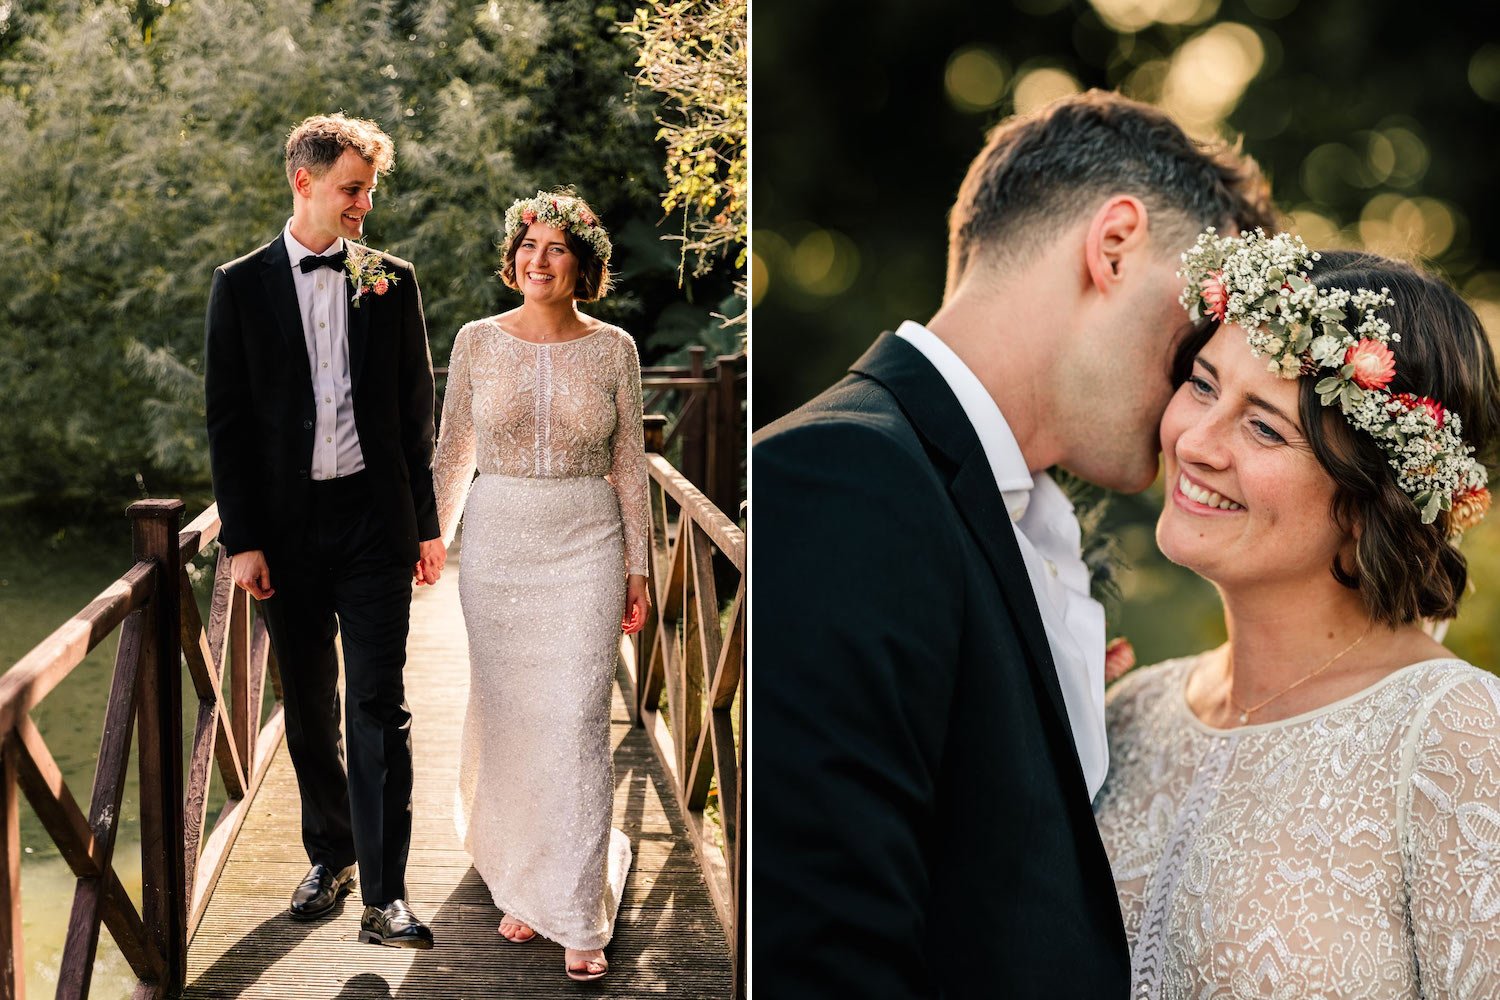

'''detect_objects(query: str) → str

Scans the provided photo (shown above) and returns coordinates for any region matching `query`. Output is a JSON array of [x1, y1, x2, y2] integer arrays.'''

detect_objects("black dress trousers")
[[259, 470, 415, 907]]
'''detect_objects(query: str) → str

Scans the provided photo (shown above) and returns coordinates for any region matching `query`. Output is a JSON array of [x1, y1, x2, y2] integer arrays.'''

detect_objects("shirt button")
[[325, 396, 332, 403], [317, 282, 324, 290], [321, 362, 329, 369], [302, 420, 312, 430], [325, 436, 333, 443], [319, 321, 326, 329]]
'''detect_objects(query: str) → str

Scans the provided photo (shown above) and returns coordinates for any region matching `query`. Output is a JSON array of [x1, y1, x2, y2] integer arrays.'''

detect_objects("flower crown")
[[504, 192, 612, 263], [1179, 228, 1491, 536]]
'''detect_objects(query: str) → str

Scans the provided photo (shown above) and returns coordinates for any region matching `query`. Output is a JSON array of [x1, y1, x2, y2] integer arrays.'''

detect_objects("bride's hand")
[[621, 574, 651, 634]]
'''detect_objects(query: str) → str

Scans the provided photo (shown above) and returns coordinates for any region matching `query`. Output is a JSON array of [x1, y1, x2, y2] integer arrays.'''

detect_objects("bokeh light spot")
[[1160, 23, 1264, 136], [791, 229, 861, 297], [751, 252, 769, 306], [1469, 44, 1500, 103], [945, 47, 1010, 113], [1090, 0, 1220, 32], [1012, 66, 1082, 116]]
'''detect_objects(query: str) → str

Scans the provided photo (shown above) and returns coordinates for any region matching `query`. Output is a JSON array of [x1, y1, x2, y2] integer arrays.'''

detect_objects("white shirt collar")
[[894, 320, 1042, 521], [283, 219, 345, 269]]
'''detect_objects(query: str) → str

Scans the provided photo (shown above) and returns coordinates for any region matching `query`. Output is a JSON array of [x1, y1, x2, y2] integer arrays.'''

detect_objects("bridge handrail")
[[0, 501, 280, 999], [628, 415, 746, 997]]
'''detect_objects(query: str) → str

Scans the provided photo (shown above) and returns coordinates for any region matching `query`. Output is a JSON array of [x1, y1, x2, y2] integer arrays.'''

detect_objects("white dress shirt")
[[283, 220, 365, 480], [895, 321, 1109, 798]]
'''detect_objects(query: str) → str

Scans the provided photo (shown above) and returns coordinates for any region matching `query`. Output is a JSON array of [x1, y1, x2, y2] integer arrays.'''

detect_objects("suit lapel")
[[345, 243, 372, 394], [850, 332, 1074, 736], [259, 236, 313, 382]]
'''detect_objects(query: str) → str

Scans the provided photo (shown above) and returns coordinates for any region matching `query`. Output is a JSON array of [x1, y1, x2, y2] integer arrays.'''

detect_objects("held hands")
[[230, 550, 275, 600], [414, 538, 447, 586], [621, 573, 651, 634]]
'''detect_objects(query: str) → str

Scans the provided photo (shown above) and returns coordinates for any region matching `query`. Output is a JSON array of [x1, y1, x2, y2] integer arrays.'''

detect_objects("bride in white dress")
[[432, 191, 650, 982], [1094, 232, 1500, 999]]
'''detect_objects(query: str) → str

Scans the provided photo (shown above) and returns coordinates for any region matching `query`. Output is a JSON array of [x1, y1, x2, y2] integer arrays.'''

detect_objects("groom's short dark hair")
[[284, 114, 395, 185], [946, 90, 1275, 295]]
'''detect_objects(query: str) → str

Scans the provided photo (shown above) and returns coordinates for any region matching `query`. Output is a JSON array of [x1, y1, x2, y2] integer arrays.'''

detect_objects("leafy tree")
[[623, 0, 747, 329]]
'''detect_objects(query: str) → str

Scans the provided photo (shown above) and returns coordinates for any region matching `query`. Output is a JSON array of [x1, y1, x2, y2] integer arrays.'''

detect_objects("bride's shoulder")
[[1110, 652, 1202, 698], [1399, 658, 1500, 730]]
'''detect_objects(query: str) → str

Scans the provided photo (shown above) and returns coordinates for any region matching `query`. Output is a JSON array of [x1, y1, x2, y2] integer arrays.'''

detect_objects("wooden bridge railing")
[[0, 500, 281, 999], [629, 416, 746, 999]]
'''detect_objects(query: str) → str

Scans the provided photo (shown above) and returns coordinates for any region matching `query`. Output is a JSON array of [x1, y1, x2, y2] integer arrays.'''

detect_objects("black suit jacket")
[[204, 235, 439, 564], [753, 333, 1129, 998]]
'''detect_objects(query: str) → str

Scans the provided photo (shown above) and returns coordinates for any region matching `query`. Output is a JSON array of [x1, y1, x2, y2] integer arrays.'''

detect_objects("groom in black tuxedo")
[[754, 91, 1276, 997], [204, 114, 444, 948]]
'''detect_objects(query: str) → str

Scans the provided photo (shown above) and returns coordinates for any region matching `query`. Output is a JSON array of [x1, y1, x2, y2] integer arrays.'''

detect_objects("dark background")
[[751, 0, 1500, 667]]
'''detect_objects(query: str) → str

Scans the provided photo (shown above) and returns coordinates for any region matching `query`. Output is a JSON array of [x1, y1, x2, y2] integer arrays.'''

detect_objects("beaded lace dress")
[[1094, 655, 1500, 1000], [433, 317, 649, 949]]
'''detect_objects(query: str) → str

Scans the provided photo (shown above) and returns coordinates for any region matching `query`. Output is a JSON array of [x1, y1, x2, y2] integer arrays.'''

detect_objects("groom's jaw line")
[[1177, 472, 1244, 511]]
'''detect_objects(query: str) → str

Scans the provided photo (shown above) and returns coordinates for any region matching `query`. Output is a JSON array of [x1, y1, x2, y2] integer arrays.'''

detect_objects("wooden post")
[[130, 500, 187, 992], [643, 414, 667, 456], [683, 347, 707, 492], [0, 736, 22, 1000], [713, 355, 744, 514]]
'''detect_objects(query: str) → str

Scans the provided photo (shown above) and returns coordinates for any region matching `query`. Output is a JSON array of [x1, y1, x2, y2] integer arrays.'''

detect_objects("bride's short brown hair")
[[498, 200, 613, 302], [1172, 251, 1500, 626]]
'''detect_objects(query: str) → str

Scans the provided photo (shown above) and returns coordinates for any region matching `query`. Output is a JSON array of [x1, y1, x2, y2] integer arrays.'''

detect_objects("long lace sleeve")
[[1401, 669, 1500, 998], [433, 322, 478, 546], [608, 329, 650, 576]]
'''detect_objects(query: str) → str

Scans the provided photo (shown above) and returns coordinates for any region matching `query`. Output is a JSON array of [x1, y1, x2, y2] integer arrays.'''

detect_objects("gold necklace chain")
[[1227, 625, 1373, 724]]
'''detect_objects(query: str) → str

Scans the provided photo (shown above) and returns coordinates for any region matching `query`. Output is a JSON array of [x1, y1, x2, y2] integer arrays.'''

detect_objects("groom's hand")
[[414, 538, 446, 585], [230, 550, 275, 600]]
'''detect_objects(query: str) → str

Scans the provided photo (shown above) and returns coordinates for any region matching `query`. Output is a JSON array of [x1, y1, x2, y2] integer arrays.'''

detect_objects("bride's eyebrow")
[[1195, 357, 1304, 433]]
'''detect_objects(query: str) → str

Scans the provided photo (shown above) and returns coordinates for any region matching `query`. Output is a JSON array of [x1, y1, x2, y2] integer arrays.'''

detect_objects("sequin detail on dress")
[[432, 318, 649, 950], [1095, 656, 1500, 1000]]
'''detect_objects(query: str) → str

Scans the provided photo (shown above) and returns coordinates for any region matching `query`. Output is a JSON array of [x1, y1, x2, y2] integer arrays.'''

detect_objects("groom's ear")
[[1083, 196, 1150, 293]]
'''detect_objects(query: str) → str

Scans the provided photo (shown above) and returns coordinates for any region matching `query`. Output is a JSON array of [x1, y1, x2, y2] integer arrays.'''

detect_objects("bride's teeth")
[[1179, 474, 1243, 511]]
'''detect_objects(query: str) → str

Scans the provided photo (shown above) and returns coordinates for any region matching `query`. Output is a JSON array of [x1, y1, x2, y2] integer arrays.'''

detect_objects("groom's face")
[[295, 147, 378, 246], [1066, 252, 1193, 493]]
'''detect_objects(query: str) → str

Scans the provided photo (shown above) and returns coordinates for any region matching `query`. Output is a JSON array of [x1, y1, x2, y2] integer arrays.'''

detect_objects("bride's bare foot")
[[565, 947, 608, 981], [498, 914, 535, 942]]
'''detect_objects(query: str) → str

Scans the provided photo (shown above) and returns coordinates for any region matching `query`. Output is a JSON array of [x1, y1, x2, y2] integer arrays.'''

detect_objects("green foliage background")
[[0, 0, 740, 500], [752, 0, 1500, 670]]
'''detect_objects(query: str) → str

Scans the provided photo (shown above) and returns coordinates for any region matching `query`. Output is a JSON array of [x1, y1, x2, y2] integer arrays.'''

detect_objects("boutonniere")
[[344, 248, 399, 308]]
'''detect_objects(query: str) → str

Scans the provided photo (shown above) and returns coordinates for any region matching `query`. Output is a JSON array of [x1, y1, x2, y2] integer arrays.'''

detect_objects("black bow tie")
[[299, 249, 347, 273]]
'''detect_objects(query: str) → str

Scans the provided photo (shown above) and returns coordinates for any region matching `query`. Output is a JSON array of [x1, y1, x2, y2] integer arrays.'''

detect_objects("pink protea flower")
[[1104, 637, 1136, 683], [1345, 339, 1396, 390], [521, 208, 537, 225], [1200, 271, 1229, 322], [579, 210, 596, 226], [1395, 392, 1445, 428], [373, 278, 390, 296]]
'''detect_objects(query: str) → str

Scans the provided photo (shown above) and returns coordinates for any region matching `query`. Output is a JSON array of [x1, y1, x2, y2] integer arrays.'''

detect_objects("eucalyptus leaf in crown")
[[504, 192, 613, 263], [1178, 227, 1491, 535]]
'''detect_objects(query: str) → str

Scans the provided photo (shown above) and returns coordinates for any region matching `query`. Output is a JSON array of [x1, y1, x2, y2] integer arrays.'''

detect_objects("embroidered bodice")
[[1094, 655, 1500, 1000], [433, 318, 650, 575]]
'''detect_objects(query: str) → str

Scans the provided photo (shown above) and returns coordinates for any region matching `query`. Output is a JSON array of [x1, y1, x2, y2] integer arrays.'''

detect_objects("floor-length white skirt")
[[454, 473, 632, 950]]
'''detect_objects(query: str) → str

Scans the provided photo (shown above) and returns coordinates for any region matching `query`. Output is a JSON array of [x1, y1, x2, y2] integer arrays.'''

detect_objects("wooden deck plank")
[[182, 546, 733, 998]]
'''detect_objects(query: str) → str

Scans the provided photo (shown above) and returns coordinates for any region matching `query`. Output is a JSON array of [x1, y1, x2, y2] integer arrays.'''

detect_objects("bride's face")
[[1156, 324, 1352, 589], [514, 223, 580, 302]]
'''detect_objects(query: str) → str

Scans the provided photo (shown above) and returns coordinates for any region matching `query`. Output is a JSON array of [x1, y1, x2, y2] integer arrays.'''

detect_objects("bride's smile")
[[1156, 324, 1349, 588]]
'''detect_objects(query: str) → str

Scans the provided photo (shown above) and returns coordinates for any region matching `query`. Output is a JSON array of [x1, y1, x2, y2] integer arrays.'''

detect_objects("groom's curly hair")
[[1172, 252, 1500, 626], [946, 90, 1275, 296], [284, 114, 395, 184]]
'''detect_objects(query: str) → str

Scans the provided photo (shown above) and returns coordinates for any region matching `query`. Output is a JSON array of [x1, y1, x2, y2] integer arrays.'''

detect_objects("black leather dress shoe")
[[359, 899, 435, 949], [288, 863, 356, 921]]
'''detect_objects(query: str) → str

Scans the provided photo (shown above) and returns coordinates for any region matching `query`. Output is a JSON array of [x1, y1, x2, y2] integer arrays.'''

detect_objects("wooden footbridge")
[[0, 410, 745, 999]]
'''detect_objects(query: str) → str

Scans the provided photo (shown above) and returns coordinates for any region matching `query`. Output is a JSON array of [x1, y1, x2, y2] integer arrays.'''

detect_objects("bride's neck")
[[515, 299, 583, 334], [1219, 581, 1374, 683]]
